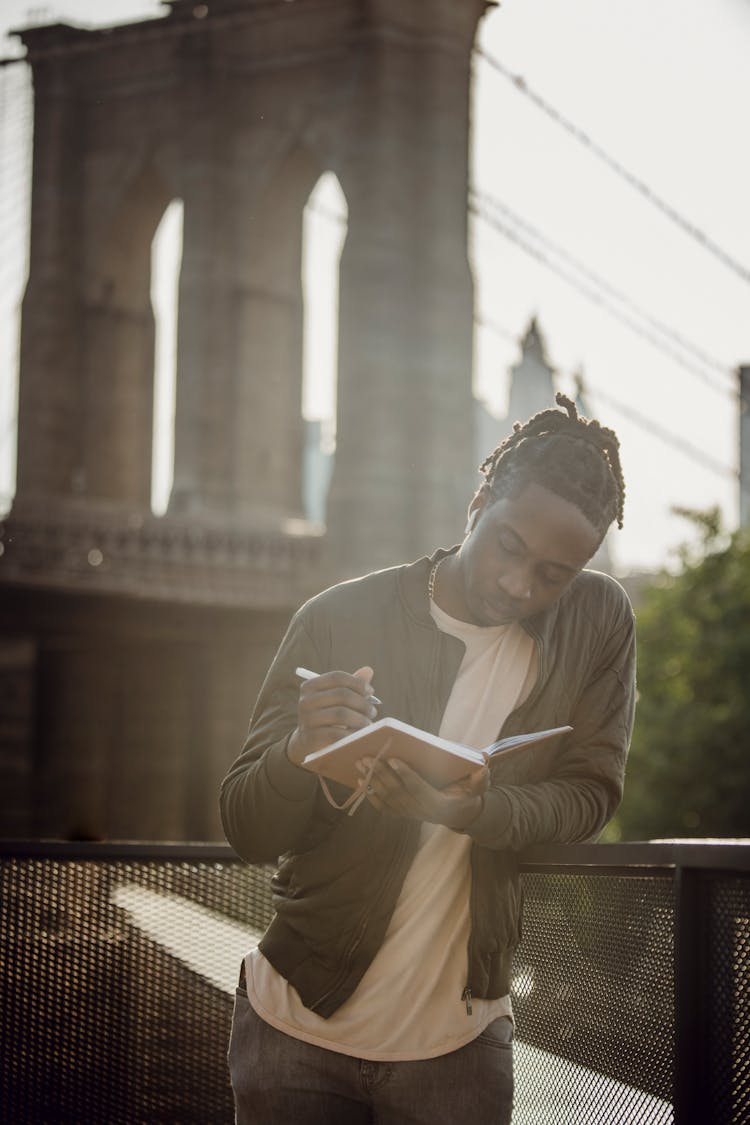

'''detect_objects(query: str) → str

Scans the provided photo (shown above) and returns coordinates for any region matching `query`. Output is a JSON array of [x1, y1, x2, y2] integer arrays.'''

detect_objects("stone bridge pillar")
[[14, 36, 85, 510], [327, 2, 483, 576]]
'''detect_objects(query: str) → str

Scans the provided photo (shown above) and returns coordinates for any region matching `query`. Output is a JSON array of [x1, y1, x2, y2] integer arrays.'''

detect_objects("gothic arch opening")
[[301, 172, 348, 525]]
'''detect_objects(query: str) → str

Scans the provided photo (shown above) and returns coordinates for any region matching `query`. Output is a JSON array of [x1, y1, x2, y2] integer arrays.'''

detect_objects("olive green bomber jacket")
[[219, 549, 636, 1018]]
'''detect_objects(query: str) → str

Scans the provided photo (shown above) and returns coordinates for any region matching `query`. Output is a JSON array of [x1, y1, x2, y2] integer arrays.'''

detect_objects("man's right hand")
[[287, 666, 379, 766]]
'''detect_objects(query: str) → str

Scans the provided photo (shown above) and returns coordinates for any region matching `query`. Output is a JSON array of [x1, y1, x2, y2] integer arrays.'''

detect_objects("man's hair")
[[479, 392, 626, 537]]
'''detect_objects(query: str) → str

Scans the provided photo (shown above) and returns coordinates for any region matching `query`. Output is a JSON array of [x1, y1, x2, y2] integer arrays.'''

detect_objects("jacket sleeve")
[[219, 607, 327, 864], [463, 610, 636, 851]]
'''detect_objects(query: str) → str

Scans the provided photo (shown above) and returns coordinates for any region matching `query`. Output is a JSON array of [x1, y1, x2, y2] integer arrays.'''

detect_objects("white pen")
[[295, 667, 382, 706]]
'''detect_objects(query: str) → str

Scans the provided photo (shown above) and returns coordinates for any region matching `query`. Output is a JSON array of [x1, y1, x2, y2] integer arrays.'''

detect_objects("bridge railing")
[[2, 839, 748, 1124]]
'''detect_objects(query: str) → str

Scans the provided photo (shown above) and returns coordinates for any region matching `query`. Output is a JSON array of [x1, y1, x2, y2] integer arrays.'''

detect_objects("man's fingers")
[[387, 758, 436, 795], [299, 677, 377, 721], [300, 669, 374, 699], [361, 757, 430, 809], [293, 672, 379, 762], [304, 702, 377, 729], [299, 685, 378, 722], [458, 765, 490, 796]]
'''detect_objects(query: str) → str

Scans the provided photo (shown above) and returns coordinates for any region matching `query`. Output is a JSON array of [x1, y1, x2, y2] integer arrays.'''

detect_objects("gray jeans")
[[228, 985, 514, 1125]]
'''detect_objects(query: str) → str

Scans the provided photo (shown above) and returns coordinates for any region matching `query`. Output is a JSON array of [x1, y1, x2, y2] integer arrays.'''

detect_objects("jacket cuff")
[[461, 787, 513, 848], [263, 736, 319, 802]]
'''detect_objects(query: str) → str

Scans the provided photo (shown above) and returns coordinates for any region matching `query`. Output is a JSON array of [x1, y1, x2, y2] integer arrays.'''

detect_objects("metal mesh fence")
[[1, 847, 747, 1123], [707, 875, 750, 1125], [512, 872, 674, 1124], [1, 854, 273, 1125]]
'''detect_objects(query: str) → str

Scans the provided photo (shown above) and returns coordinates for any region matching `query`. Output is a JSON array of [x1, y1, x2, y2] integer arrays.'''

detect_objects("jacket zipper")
[[310, 914, 369, 1014], [495, 620, 546, 738]]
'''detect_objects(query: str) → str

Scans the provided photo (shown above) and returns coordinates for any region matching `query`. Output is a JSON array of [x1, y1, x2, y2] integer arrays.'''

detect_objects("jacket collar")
[[397, 546, 460, 626]]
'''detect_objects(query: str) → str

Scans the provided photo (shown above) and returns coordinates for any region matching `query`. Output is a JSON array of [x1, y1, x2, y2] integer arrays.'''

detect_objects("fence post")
[[673, 864, 712, 1123]]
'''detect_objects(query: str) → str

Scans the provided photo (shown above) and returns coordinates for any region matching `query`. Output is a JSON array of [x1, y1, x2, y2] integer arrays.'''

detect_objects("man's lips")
[[482, 595, 520, 621]]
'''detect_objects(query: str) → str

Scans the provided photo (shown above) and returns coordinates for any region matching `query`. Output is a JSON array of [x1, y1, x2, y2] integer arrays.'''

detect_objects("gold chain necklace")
[[428, 557, 444, 601]]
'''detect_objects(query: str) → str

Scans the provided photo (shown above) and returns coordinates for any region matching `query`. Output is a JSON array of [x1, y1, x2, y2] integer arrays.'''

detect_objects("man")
[[220, 393, 636, 1124]]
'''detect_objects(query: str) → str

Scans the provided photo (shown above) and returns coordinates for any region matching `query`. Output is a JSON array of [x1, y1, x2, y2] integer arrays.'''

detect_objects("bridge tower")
[[0, 0, 486, 838]]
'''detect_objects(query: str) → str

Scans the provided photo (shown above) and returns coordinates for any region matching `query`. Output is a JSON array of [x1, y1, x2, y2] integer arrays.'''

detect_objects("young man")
[[221, 393, 636, 1124]]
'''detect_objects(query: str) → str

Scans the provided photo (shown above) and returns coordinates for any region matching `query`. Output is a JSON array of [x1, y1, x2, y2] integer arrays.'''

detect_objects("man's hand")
[[287, 666, 379, 766], [357, 756, 489, 831]]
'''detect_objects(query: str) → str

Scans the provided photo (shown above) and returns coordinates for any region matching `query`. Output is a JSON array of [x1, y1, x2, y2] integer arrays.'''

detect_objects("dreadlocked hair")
[[479, 392, 626, 536]]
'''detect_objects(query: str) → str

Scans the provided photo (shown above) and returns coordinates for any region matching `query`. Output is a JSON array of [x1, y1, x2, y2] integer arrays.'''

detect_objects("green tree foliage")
[[615, 511, 750, 840]]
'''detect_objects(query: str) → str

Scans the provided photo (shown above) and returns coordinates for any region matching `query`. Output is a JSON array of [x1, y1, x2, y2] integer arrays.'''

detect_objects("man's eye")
[[540, 569, 568, 586], [498, 537, 521, 555]]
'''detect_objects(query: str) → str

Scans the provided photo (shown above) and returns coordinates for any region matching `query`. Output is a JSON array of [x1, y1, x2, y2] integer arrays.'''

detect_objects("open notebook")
[[301, 716, 573, 791]]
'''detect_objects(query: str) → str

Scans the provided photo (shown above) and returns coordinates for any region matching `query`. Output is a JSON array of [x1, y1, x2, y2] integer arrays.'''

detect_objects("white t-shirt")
[[245, 600, 537, 1060]]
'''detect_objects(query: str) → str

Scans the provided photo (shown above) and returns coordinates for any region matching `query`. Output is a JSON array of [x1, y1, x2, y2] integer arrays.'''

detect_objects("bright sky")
[[1, 0, 748, 574]]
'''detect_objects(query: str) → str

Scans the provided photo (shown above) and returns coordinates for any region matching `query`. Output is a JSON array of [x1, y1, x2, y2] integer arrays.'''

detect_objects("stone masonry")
[[0, 0, 487, 839]]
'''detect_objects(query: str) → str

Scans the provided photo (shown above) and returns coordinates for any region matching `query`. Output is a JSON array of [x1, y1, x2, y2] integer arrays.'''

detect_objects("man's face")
[[455, 481, 602, 626]]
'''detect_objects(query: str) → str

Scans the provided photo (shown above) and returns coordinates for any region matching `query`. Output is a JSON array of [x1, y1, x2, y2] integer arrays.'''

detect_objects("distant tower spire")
[[506, 317, 556, 426], [573, 368, 589, 418]]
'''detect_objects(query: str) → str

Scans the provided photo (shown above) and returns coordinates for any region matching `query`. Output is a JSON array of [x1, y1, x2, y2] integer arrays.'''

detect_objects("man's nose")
[[499, 562, 533, 601]]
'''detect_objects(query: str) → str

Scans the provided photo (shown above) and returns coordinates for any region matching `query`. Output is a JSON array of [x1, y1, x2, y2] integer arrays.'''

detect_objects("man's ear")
[[465, 486, 490, 534]]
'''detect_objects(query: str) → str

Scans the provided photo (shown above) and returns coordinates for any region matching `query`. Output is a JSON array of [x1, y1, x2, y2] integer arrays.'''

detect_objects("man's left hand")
[[357, 756, 489, 831]]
